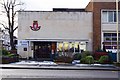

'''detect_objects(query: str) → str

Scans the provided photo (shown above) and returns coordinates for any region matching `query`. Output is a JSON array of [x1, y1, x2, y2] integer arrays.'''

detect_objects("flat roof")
[[53, 8, 85, 12], [18, 8, 92, 12]]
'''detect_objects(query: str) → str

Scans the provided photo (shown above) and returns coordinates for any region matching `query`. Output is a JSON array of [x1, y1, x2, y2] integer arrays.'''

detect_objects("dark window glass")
[[112, 42, 117, 45], [106, 38, 111, 41], [105, 46, 112, 49], [119, 38, 120, 40], [114, 11, 116, 22], [119, 33, 120, 37], [112, 38, 117, 41], [112, 33, 117, 36], [119, 11, 120, 22], [104, 33, 111, 36]]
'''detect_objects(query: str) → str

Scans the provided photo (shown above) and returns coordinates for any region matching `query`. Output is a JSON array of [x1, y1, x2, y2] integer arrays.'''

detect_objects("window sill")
[[102, 22, 120, 24]]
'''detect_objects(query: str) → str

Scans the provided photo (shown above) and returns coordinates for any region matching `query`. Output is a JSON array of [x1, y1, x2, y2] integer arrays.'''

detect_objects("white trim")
[[25, 39, 89, 42], [101, 9, 120, 11]]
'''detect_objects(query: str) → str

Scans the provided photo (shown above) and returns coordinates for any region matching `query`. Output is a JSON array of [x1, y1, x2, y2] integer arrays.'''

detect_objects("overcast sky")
[[21, 0, 90, 11]]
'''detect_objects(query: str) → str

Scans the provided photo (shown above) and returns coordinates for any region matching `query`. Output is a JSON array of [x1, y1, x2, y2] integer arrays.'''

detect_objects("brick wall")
[[85, 2, 120, 52]]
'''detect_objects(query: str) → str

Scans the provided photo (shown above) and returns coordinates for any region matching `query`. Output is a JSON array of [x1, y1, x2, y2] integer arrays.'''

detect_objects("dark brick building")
[[86, 1, 120, 52]]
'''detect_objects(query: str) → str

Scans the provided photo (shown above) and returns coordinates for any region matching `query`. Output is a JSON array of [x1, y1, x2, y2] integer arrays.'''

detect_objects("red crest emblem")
[[30, 21, 41, 31]]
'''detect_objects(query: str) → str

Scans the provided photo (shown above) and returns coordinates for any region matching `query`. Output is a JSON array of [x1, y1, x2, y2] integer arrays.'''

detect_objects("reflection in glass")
[[69, 42, 74, 52], [57, 41, 86, 53], [64, 42, 69, 52], [58, 42, 63, 52]]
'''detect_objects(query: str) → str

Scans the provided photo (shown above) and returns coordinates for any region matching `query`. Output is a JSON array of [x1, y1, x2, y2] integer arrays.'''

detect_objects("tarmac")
[[0, 60, 120, 71]]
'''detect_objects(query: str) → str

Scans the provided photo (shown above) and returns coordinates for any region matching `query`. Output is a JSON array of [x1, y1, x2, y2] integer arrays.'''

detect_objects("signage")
[[18, 40, 28, 47], [30, 21, 41, 31]]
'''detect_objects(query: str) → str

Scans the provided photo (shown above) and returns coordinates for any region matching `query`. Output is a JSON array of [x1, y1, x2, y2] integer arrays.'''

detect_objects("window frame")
[[102, 10, 120, 23], [103, 33, 120, 49]]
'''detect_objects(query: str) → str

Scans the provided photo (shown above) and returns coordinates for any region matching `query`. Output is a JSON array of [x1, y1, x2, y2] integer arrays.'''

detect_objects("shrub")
[[81, 51, 92, 58], [80, 58, 86, 63], [85, 56, 94, 64], [80, 56, 94, 64], [7, 53, 18, 58], [1, 49, 11, 55], [80, 51, 94, 64], [98, 55, 109, 64], [73, 53, 81, 60], [0, 49, 19, 64]]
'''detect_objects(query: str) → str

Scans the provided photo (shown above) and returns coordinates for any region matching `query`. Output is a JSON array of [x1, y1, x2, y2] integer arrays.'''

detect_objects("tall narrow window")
[[102, 11, 108, 22], [108, 11, 113, 22], [114, 11, 116, 22], [119, 11, 120, 22]]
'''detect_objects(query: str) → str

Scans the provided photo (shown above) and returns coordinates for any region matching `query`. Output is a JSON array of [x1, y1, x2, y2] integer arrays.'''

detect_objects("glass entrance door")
[[34, 42, 51, 59]]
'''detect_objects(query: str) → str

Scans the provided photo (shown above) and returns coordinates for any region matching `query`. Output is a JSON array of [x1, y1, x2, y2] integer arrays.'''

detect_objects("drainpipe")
[[116, 0, 119, 62]]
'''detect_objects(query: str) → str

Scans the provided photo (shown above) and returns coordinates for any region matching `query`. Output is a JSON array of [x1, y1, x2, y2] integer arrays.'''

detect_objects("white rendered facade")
[[18, 11, 93, 59]]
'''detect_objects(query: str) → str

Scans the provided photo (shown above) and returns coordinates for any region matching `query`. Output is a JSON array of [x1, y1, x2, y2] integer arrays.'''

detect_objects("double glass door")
[[34, 42, 51, 59], [34, 42, 56, 59]]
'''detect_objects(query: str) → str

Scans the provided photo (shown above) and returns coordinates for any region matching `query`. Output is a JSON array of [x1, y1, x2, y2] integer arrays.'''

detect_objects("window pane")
[[69, 43, 74, 52], [106, 37, 111, 41], [114, 11, 116, 22], [112, 38, 117, 41], [103, 32, 120, 50], [112, 33, 117, 36], [108, 11, 113, 22], [58, 43, 63, 52], [104, 33, 111, 36], [118, 11, 120, 22], [64, 42, 69, 52], [105, 46, 112, 49], [75, 42, 79, 52], [102, 11, 107, 22], [112, 42, 117, 45]]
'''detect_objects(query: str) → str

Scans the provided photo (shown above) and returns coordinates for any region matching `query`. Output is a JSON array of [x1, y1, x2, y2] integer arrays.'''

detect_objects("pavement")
[[0, 60, 120, 71], [2, 78, 119, 80]]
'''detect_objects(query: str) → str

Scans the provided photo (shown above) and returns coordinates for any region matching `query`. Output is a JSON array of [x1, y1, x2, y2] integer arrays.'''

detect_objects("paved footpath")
[[1, 78, 119, 80], [0, 63, 120, 71], [0, 60, 120, 71]]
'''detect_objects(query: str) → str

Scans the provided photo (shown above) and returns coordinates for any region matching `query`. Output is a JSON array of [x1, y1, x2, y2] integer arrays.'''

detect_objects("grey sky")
[[21, 0, 90, 11]]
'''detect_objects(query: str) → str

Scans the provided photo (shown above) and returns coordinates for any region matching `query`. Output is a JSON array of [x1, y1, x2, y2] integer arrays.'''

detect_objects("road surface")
[[1, 69, 120, 80]]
